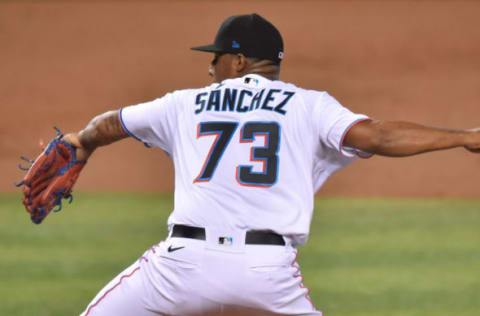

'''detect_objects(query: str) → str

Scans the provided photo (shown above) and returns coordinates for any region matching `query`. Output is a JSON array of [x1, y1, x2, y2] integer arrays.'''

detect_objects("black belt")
[[171, 224, 285, 246]]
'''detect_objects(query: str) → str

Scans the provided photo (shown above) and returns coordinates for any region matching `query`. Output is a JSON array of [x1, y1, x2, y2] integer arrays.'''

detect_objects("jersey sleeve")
[[313, 92, 371, 158], [119, 92, 179, 153]]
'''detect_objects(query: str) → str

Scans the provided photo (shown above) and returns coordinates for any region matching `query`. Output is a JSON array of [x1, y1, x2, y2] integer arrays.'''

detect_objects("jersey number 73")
[[194, 121, 280, 187]]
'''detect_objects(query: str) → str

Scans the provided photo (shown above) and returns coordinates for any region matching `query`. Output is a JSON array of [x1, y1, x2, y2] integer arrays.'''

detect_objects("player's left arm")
[[62, 110, 128, 161], [344, 119, 480, 157]]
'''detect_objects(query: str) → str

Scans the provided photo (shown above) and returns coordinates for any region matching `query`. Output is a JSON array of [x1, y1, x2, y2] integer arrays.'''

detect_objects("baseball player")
[[53, 13, 479, 315]]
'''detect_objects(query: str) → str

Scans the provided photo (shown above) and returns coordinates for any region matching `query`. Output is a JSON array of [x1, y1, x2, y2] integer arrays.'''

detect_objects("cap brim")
[[191, 44, 222, 52]]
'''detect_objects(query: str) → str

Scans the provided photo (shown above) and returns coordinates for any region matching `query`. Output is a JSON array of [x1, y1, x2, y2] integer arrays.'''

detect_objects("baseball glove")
[[16, 127, 86, 224]]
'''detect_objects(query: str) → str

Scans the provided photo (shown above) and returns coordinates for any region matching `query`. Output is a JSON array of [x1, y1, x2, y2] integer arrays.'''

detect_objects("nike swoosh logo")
[[167, 245, 185, 253]]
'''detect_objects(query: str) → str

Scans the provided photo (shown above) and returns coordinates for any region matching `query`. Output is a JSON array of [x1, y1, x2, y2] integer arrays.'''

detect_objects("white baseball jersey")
[[120, 74, 369, 246]]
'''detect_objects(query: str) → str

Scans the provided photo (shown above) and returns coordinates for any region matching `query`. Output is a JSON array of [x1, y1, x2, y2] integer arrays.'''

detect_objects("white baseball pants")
[[80, 231, 323, 316]]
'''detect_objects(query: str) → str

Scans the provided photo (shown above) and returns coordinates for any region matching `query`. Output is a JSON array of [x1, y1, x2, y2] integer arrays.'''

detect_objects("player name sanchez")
[[194, 88, 296, 115]]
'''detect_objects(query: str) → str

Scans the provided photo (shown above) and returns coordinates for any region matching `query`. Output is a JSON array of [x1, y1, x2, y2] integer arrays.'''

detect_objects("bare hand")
[[464, 128, 480, 153], [62, 133, 93, 161]]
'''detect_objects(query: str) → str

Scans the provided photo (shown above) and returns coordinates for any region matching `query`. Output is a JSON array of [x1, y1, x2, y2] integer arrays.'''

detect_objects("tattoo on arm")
[[78, 110, 128, 152]]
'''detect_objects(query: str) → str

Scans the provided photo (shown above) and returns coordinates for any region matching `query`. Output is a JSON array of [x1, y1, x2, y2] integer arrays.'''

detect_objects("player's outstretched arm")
[[62, 110, 128, 161], [344, 119, 480, 157]]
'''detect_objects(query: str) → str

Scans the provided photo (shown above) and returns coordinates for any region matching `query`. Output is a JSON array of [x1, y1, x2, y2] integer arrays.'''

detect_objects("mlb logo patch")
[[232, 40, 240, 48], [219, 236, 233, 245], [244, 77, 259, 86]]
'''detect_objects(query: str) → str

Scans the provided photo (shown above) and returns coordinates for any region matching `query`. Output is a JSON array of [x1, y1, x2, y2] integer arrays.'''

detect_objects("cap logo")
[[278, 52, 284, 59], [232, 40, 240, 48]]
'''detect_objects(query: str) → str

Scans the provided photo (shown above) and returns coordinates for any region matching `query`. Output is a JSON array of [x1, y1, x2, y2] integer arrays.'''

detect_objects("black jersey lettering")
[[206, 90, 221, 112], [195, 88, 291, 115], [250, 89, 265, 111], [222, 88, 237, 112], [261, 89, 281, 111], [274, 91, 295, 115], [236, 90, 253, 113], [195, 92, 208, 114]]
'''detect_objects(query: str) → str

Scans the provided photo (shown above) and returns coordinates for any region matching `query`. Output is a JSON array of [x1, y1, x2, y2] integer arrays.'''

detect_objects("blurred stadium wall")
[[2, 0, 479, 197]]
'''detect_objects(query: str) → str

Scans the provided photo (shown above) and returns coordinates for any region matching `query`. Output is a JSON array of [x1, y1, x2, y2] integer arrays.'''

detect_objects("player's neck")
[[249, 71, 279, 81], [243, 59, 280, 81]]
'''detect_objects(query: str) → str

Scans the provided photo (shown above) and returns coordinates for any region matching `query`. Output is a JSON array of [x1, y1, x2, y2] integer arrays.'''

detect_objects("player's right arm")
[[62, 110, 127, 161], [343, 119, 480, 157]]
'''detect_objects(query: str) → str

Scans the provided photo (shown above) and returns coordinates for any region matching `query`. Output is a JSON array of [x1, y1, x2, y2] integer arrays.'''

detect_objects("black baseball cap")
[[191, 13, 284, 64]]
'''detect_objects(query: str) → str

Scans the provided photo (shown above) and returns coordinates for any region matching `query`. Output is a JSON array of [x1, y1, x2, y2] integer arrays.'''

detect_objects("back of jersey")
[[120, 74, 368, 246]]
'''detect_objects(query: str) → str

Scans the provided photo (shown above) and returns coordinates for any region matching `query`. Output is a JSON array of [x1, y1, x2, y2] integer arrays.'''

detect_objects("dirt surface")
[[1, 1, 480, 197]]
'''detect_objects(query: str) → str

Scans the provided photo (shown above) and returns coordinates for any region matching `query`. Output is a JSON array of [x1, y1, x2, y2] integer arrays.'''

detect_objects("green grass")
[[1, 193, 479, 316]]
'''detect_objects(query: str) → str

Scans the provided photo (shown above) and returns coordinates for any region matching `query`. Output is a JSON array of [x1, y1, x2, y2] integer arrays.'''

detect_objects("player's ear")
[[232, 54, 248, 73]]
